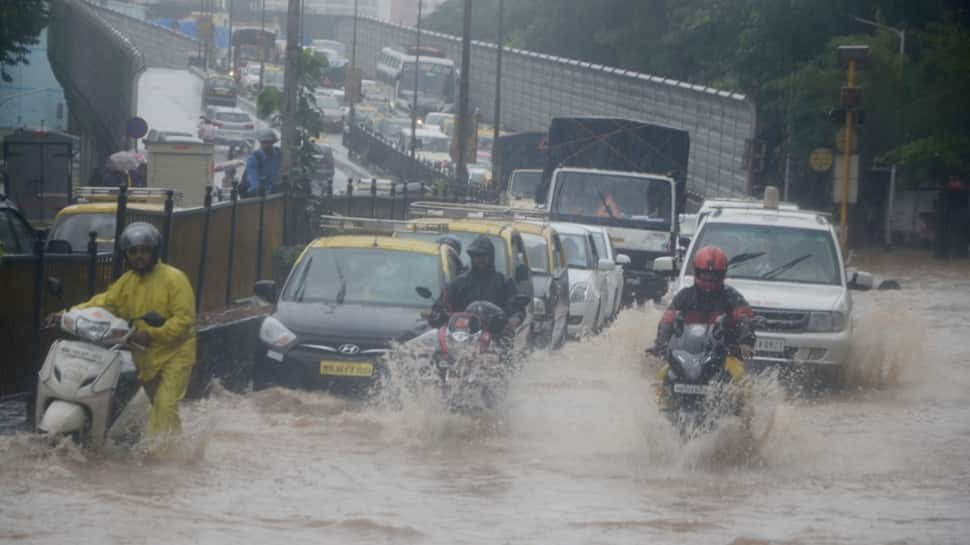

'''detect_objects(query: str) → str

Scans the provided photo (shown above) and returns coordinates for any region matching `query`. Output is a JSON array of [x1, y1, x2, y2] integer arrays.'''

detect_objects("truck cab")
[[544, 167, 677, 302]]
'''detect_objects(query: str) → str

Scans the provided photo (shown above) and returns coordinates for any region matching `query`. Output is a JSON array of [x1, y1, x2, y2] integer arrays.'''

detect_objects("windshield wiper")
[[761, 254, 812, 280], [596, 190, 618, 220], [294, 256, 313, 302], [334, 258, 347, 305], [728, 251, 766, 269]]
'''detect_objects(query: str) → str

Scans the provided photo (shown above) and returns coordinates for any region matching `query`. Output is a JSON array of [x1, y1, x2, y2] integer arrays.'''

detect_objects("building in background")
[[0, 29, 67, 136], [261, 0, 386, 19]]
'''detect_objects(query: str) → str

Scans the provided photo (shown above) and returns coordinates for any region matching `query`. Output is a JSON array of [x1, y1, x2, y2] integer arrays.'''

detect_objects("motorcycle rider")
[[73, 223, 197, 451], [652, 245, 756, 417], [430, 235, 522, 331], [243, 129, 282, 197]]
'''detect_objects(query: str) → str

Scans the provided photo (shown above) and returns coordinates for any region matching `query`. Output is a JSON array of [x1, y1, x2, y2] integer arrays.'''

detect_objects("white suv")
[[655, 191, 872, 371]]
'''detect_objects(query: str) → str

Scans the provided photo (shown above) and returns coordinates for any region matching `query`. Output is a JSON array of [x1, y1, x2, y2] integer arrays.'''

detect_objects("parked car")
[[203, 106, 256, 146], [553, 222, 611, 338], [314, 92, 347, 132], [586, 226, 629, 322], [204, 75, 238, 108]]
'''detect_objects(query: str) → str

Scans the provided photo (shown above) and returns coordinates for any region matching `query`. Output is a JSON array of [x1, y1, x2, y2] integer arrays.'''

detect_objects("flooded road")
[[2, 251, 969, 545]]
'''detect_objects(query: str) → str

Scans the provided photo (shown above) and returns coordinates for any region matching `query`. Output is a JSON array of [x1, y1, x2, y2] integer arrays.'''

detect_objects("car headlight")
[[570, 283, 590, 304], [807, 311, 846, 332], [259, 316, 297, 348], [532, 297, 546, 317]]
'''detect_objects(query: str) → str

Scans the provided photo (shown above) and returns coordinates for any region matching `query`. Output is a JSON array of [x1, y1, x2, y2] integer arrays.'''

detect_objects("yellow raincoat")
[[76, 262, 197, 437]]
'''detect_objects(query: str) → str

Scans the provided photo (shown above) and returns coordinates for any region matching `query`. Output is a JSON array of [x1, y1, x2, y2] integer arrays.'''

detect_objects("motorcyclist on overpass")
[[244, 129, 282, 197], [430, 235, 523, 330], [73, 223, 197, 453], [653, 245, 756, 358]]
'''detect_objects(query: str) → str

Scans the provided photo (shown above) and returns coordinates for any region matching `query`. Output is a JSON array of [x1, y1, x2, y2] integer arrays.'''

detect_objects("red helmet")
[[693, 246, 728, 293]]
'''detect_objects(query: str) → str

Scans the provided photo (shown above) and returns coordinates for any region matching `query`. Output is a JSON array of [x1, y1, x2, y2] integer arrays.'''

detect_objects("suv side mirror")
[[254, 280, 278, 302], [653, 256, 675, 274], [615, 254, 631, 266], [597, 258, 615, 271], [848, 270, 874, 291]]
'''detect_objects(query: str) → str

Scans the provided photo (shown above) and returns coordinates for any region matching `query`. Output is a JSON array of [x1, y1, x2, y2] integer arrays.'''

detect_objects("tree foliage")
[[424, 0, 970, 185], [0, 0, 50, 82]]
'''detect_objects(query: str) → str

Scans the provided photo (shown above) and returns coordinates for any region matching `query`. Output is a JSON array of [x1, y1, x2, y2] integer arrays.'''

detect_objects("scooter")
[[35, 297, 165, 447]]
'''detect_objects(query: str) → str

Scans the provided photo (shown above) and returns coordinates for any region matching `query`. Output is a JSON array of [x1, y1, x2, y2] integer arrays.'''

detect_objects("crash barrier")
[[47, 0, 146, 186], [331, 16, 756, 200], [0, 186, 285, 399], [346, 121, 454, 186], [318, 177, 499, 225]]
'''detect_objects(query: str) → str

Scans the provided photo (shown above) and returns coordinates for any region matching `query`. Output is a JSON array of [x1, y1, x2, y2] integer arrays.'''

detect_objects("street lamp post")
[[455, 0, 472, 186], [259, 0, 267, 90], [853, 16, 906, 249], [409, 0, 424, 177], [491, 0, 504, 191]]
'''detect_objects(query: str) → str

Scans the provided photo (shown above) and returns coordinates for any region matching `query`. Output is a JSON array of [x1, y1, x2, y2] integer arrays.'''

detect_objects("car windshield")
[[522, 234, 549, 273], [281, 247, 442, 306], [316, 95, 340, 109], [509, 171, 541, 198], [552, 171, 673, 227], [49, 213, 116, 253], [401, 62, 454, 96], [691, 223, 842, 285], [398, 231, 509, 276], [560, 233, 591, 269], [208, 79, 233, 91], [215, 111, 251, 123], [417, 135, 449, 153]]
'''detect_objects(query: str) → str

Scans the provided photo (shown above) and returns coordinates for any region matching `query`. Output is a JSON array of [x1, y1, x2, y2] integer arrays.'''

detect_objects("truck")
[[145, 141, 214, 208], [537, 117, 691, 303], [493, 131, 547, 195]]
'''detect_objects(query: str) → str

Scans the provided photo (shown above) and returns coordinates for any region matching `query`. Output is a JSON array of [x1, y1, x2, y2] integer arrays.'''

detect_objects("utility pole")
[[455, 0, 472, 186], [409, 0, 424, 177], [491, 0, 504, 190], [348, 0, 359, 142], [228, 0, 234, 76], [281, 0, 301, 195], [835, 45, 868, 250], [259, 0, 267, 90]]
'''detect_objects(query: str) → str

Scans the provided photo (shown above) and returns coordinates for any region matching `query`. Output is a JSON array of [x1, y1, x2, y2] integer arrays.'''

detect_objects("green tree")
[[0, 0, 50, 82]]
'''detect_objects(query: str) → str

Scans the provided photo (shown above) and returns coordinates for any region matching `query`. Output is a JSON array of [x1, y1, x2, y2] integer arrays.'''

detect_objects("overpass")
[[48, 1, 757, 199]]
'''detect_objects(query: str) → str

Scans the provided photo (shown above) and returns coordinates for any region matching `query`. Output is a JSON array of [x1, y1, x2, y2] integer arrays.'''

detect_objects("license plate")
[[319, 361, 373, 377], [672, 383, 709, 395], [755, 337, 786, 353]]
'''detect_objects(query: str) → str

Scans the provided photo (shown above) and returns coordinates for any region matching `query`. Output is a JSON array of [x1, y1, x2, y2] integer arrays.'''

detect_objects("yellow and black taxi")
[[398, 206, 536, 355], [46, 187, 171, 253], [252, 231, 459, 393], [512, 221, 570, 349]]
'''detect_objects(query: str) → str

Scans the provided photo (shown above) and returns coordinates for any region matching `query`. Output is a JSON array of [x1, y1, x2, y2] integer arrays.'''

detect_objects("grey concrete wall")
[[48, 0, 145, 184], [333, 17, 757, 199], [87, 2, 198, 69]]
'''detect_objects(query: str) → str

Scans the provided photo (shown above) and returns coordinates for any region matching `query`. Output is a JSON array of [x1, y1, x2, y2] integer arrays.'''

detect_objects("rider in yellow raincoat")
[[75, 222, 197, 443]]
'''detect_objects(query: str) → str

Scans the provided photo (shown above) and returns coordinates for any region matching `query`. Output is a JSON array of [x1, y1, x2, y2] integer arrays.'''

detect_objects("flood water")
[[2, 251, 968, 545]]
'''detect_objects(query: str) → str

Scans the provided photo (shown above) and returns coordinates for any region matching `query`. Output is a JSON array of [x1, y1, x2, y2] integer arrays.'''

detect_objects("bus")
[[375, 45, 457, 119]]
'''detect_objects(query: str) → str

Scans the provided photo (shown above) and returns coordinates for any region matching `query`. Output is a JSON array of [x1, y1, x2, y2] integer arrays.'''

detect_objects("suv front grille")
[[752, 308, 808, 333]]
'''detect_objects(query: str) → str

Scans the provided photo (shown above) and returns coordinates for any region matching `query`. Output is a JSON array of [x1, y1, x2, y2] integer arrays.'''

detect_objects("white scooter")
[[35, 298, 166, 447]]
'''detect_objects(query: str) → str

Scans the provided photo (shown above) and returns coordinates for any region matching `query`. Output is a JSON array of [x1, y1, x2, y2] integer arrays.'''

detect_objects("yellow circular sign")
[[809, 148, 834, 172]]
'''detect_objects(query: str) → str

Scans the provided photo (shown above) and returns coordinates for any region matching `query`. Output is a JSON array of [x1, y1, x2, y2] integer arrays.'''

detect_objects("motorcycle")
[[35, 298, 166, 447], [655, 312, 751, 440], [403, 295, 530, 414]]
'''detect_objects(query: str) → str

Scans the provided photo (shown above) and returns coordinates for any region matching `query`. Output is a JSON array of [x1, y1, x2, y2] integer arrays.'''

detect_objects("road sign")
[[809, 148, 834, 172], [832, 154, 860, 204], [126, 117, 148, 139]]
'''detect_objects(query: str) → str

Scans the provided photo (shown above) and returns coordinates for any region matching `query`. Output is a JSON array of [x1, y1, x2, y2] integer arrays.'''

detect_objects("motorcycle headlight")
[[259, 316, 297, 348], [570, 283, 590, 304], [75, 316, 111, 343], [807, 311, 846, 332], [532, 297, 546, 317]]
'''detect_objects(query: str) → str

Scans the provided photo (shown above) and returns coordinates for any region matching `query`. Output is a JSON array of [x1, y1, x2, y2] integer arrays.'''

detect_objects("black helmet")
[[464, 300, 506, 333], [466, 235, 494, 258]]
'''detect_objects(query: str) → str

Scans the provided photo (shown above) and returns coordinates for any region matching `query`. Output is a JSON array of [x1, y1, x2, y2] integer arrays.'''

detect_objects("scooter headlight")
[[259, 316, 297, 348], [74, 316, 111, 343]]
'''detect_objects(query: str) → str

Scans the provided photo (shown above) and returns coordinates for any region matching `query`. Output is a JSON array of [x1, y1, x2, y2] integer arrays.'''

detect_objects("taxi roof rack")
[[75, 186, 183, 206], [407, 201, 548, 222], [320, 214, 450, 235]]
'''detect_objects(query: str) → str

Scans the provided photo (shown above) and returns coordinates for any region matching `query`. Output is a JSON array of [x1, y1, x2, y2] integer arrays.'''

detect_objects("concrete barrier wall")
[[333, 17, 757, 199], [48, 0, 146, 184], [87, 1, 198, 69]]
